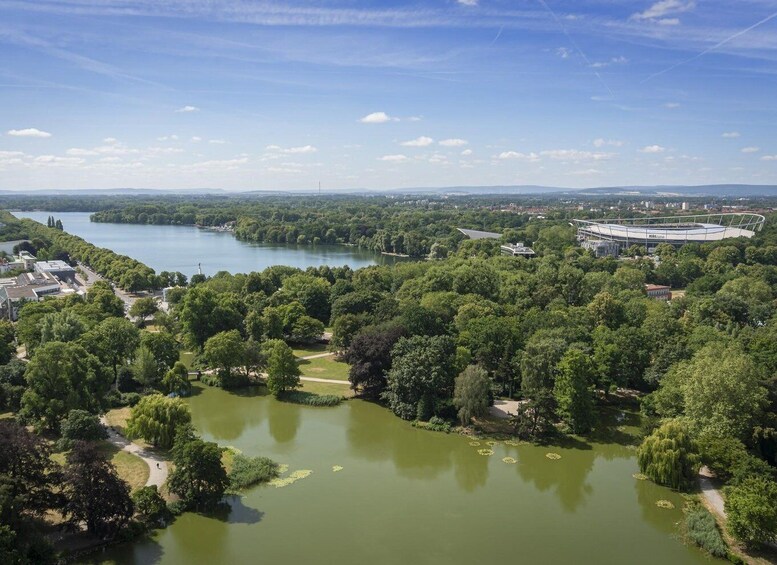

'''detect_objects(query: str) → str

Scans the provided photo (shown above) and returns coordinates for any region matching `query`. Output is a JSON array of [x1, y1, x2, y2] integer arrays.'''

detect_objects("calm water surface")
[[89, 385, 717, 565], [13, 211, 397, 277]]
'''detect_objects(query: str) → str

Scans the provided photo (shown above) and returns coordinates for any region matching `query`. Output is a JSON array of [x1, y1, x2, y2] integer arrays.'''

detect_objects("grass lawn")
[[300, 380, 354, 398], [298, 355, 349, 381], [291, 342, 328, 357], [104, 407, 132, 435]]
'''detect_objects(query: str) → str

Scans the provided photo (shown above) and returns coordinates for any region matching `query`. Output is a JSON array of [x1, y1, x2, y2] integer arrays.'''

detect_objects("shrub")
[[684, 504, 727, 558], [412, 416, 451, 433], [279, 391, 343, 407], [121, 392, 142, 407], [57, 409, 107, 450], [227, 455, 279, 492], [725, 476, 777, 546], [132, 485, 169, 525]]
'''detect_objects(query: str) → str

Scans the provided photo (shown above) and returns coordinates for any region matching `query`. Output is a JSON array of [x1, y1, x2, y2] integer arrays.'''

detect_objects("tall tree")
[[81, 317, 141, 390], [168, 429, 228, 510], [264, 340, 300, 397], [553, 348, 596, 434], [20, 341, 111, 432], [62, 442, 134, 540], [125, 394, 192, 449], [453, 365, 491, 425], [725, 476, 777, 547], [637, 419, 700, 491]]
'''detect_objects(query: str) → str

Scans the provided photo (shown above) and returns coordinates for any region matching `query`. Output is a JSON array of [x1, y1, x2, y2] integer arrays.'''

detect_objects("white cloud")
[[457, 0, 478, 6], [461, 149, 473, 156], [540, 149, 613, 161], [439, 138, 468, 147], [191, 136, 202, 142], [66, 148, 99, 156], [741, 146, 760, 153], [556, 47, 572, 59], [760, 155, 777, 161], [567, 168, 602, 176], [663, 102, 681, 109], [102, 137, 118, 144], [631, 1, 695, 23], [498, 151, 540, 162], [378, 154, 408, 162], [722, 132, 741, 138], [176, 105, 200, 113], [157, 134, 179, 141], [640, 144, 666, 153], [401, 136, 434, 147], [7, 128, 52, 138], [208, 139, 226, 144], [266, 144, 318, 154], [591, 56, 628, 68], [190, 157, 248, 169], [593, 138, 624, 148], [407, 116, 422, 122], [360, 111, 396, 124]]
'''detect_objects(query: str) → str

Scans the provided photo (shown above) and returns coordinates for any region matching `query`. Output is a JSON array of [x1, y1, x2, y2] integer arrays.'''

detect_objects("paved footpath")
[[100, 416, 168, 488]]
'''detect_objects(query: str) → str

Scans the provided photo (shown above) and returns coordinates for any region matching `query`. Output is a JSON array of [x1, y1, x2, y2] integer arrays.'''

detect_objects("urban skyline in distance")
[[1, 0, 777, 191]]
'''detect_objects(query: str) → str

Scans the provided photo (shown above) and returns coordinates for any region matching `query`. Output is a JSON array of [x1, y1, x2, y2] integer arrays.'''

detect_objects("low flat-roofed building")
[[0, 270, 81, 320], [35, 260, 77, 281], [645, 284, 671, 301], [500, 242, 536, 257]]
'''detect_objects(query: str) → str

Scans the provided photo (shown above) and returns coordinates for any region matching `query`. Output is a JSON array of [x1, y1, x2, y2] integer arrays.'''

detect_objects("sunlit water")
[[12, 211, 398, 277], [87, 385, 718, 565]]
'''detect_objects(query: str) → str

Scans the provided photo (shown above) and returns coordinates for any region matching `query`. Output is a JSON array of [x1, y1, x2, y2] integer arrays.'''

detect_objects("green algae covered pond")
[[89, 385, 720, 564]]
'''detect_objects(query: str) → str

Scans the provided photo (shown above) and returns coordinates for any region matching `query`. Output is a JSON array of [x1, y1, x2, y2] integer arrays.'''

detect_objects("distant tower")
[[198, 263, 202, 276], [319, 181, 321, 196]]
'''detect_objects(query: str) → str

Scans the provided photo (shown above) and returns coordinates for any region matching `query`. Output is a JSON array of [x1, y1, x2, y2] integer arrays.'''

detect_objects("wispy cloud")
[[497, 151, 540, 161], [630, 1, 695, 24], [439, 138, 468, 147], [266, 144, 318, 154], [400, 136, 433, 147], [593, 138, 624, 148], [722, 132, 741, 138], [741, 146, 760, 153], [378, 154, 408, 162], [175, 105, 199, 113], [640, 144, 666, 153]]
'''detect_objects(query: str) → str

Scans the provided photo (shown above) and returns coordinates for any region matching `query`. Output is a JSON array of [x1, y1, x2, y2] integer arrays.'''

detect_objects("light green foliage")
[[264, 339, 301, 396], [140, 331, 180, 372], [680, 345, 767, 441], [128, 297, 158, 323], [20, 341, 111, 432], [162, 362, 192, 396], [228, 454, 279, 492], [453, 365, 491, 426], [203, 330, 245, 382], [81, 317, 141, 388], [125, 394, 191, 449], [725, 476, 777, 546], [132, 346, 160, 388], [39, 310, 86, 345], [553, 348, 595, 434], [637, 419, 700, 491], [684, 504, 727, 558]]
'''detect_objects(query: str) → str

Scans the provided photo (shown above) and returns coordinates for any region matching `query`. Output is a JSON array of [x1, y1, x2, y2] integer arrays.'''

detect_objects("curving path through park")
[[100, 416, 168, 488]]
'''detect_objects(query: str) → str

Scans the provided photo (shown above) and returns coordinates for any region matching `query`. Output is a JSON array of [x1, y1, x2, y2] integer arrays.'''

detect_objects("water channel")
[[12, 211, 397, 277], [88, 385, 716, 565]]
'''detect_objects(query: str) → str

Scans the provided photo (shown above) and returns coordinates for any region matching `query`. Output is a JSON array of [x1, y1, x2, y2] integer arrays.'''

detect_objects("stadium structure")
[[572, 213, 765, 257]]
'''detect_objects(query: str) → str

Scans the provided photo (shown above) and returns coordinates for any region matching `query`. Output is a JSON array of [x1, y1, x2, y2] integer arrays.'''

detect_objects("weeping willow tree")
[[637, 419, 700, 491], [125, 394, 191, 449]]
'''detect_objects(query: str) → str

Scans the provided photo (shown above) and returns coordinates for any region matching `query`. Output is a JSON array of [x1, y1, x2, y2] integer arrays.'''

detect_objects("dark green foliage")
[[684, 504, 727, 558], [453, 365, 491, 425], [725, 476, 777, 546], [168, 429, 228, 511], [0, 359, 27, 412], [554, 348, 596, 434], [62, 442, 134, 540], [344, 322, 406, 398], [278, 391, 343, 407], [132, 485, 169, 524], [264, 340, 300, 396], [412, 416, 452, 433], [227, 454, 279, 492], [58, 409, 107, 450]]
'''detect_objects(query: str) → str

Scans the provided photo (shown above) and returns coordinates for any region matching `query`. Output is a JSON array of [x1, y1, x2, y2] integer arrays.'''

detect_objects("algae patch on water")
[[503, 440, 521, 447], [486, 441, 499, 447], [545, 453, 562, 460], [332, 465, 343, 472], [502, 457, 517, 464], [269, 469, 313, 488], [655, 500, 675, 509], [477, 449, 494, 456], [632, 473, 648, 481], [468, 441, 481, 447]]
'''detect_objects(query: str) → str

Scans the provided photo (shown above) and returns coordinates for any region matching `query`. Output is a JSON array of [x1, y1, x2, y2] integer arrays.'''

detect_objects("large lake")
[[87, 385, 716, 565], [13, 211, 397, 277]]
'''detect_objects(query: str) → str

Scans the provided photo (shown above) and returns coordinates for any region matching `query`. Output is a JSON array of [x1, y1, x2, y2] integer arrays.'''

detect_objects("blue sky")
[[1, 0, 776, 191]]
